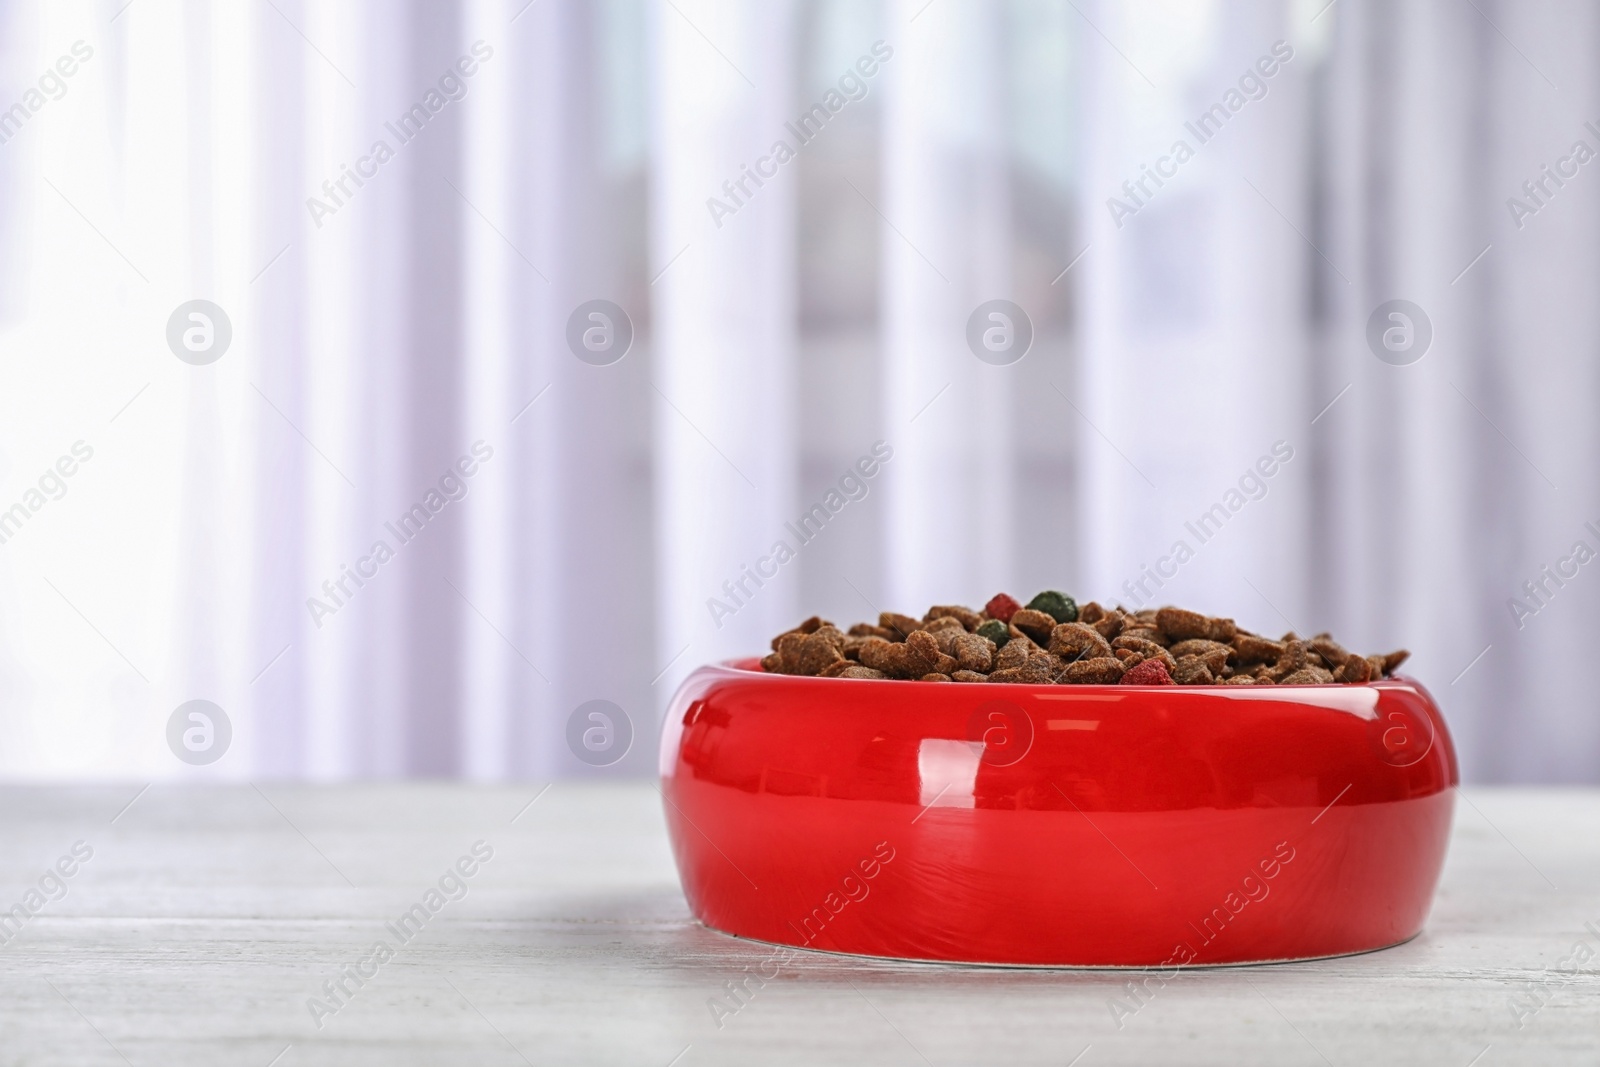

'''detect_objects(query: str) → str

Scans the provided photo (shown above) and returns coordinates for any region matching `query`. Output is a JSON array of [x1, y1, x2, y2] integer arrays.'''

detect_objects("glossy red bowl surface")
[[660, 659, 1457, 967]]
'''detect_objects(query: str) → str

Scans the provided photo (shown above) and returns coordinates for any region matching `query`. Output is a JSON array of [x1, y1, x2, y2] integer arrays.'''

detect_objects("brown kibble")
[[951, 669, 988, 683], [849, 622, 896, 640], [1333, 653, 1372, 684], [1169, 638, 1232, 661], [995, 639, 1033, 672], [1010, 608, 1058, 643], [880, 612, 923, 640], [1271, 639, 1310, 680], [1018, 652, 1059, 684], [1310, 634, 1350, 665], [1156, 606, 1211, 641], [924, 616, 967, 635], [1006, 625, 1040, 650], [1120, 625, 1167, 647], [1382, 649, 1411, 675], [1113, 636, 1177, 673], [930, 627, 962, 656], [1280, 667, 1336, 685], [788, 630, 846, 676], [765, 628, 843, 675], [1171, 657, 1214, 685], [1077, 601, 1106, 624], [925, 605, 982, 631], [800, 633, 851, 675], [1232, 633, 1285, 663], [920, 673, 952, 682], [1170, 640, 1228, 674], [1156, 610, 1233, 643], [1061, 656, 1126, 684], [819, 659, 855, 678], [773, 631, 807, 663], [859, 631, 944, 678], [952, 632, 995, 673], [857, 637, 902, 675], [990, 652, 1052, 685], [1090, 610, 1125, 640], [771, 616, 827, 650], [1219, 675, 1257, 685], [1048, 622, 1113, 662], [835, 665, 888, 680], [905, 630, 959, 677]]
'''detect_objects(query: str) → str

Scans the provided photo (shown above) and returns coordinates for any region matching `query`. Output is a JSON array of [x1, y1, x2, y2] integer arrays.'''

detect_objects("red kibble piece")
[[1121, 658, 1174, 686], [985, 593, 1022, 622]]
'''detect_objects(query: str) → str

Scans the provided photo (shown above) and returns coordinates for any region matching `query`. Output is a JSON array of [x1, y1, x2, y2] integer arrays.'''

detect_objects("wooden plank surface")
[[0, 784, 1595, 1066]]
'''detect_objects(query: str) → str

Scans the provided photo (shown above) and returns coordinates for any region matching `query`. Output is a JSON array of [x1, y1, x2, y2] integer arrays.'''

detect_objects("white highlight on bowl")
[[1216, 685, 1382, 720], [917, 739, 982, 810]]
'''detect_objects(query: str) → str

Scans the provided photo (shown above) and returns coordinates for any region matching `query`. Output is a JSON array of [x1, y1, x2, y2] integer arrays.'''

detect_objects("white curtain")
[[652, 0, 800, 714], [0, 0, 1595, 784]]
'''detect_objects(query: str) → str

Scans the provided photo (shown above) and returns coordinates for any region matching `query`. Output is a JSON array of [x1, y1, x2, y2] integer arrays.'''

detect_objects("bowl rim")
[[709, 657, 1415, 693]]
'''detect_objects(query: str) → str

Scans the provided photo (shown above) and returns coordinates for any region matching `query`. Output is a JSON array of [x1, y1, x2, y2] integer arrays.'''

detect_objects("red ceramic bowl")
[[660, 659, 1457, 967]]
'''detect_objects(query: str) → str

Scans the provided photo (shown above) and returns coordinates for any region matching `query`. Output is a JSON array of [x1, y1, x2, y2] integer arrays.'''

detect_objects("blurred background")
[[0, 0, 1594, 783]]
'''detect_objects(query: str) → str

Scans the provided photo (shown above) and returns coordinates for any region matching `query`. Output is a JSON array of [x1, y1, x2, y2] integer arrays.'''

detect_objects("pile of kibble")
[[759, 591, 1409, 686]]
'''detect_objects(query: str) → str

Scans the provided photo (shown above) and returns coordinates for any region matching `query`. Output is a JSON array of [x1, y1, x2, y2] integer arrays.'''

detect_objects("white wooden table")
[[0, 784, 1595, 1066]]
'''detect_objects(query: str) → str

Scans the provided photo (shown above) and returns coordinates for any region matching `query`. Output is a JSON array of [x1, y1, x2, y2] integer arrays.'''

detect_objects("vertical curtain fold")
[[652, 0, 799, 711], [880, 0, 1014, 613]]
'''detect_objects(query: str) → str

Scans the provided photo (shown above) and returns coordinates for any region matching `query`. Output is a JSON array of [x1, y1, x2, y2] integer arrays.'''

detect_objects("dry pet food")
[[759, 591, 1409, 686]]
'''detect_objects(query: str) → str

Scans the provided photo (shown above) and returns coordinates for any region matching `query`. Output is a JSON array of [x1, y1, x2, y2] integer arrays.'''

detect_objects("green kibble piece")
[[976, 619, 1010, 648], [1026, 590, 1078, 624]]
